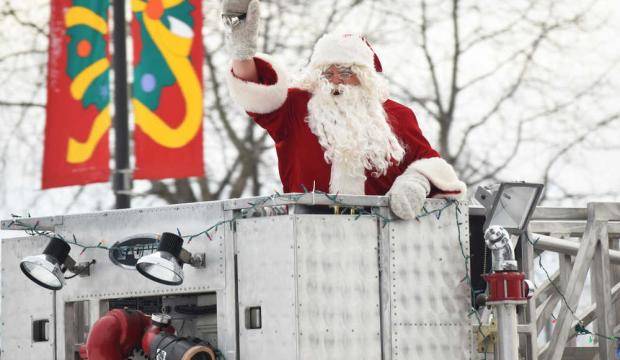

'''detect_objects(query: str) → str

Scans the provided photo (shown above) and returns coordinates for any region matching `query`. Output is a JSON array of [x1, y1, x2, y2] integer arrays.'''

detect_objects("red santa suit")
[[227, 52, 466, 198]]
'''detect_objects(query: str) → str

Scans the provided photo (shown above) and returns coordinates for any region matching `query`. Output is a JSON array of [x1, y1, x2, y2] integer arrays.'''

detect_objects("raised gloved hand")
[[388, 168, 431, 220], [222, 0, 260, 60]]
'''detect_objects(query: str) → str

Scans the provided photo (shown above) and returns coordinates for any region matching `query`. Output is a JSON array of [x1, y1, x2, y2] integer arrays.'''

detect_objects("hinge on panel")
[[476, 319, 497, 353]]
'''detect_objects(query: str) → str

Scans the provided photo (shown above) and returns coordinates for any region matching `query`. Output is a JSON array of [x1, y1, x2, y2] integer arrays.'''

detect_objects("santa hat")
[[309, 33, 383, 72]]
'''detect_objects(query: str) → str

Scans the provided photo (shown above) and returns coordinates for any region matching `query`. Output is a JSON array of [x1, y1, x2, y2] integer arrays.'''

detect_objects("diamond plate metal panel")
[[389, 201, 472, 359], [296, 215, 382, 360], [236, 216, 297, 360], [1, 236, 56, 360]]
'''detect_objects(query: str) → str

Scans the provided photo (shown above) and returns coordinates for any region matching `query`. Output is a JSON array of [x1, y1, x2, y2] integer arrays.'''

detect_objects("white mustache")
[[331, 84, 345, 96]]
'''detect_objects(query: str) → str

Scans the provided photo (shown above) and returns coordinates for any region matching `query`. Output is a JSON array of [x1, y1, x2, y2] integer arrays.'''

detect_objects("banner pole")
[[112, 0, 131, 209]]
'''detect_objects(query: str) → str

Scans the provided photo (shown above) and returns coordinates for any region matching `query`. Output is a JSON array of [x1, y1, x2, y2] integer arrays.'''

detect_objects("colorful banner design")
[[131, 0, 204, 180], [42, 0, 111, 189]]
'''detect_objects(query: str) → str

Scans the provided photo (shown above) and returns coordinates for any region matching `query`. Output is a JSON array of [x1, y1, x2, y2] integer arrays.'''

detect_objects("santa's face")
[[304, 65, 405, 194], [321, 64, 361, 89]]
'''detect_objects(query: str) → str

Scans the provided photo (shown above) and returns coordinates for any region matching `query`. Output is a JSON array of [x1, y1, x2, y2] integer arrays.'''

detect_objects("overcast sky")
[[0, 0, 618, 232]]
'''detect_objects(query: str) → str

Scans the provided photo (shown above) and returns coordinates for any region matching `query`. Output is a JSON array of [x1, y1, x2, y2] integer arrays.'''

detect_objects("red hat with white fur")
[[309, 33, 383, 73]]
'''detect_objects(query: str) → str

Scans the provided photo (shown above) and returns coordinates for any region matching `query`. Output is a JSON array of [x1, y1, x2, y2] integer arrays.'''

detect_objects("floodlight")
[[136, 232, 205, 286], [475, 182, 543, 234], [20, 237, 93, 290], [475, 182, 542, 360]]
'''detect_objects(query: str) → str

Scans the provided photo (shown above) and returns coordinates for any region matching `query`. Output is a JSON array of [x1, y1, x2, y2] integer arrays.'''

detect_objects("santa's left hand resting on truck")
[[222, 0, 467, 219]]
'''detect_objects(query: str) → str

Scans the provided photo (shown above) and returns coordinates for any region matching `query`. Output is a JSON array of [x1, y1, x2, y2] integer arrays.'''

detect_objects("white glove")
[[223, 0, 260, 60], [388, 168, 431, 220]]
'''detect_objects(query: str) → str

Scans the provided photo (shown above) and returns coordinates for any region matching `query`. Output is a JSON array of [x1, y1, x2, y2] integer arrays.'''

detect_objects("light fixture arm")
[[179, 248, 206, 269], [475, 184, 498, 210], [61, 256, 76, 273], [69, 259, 96, 278], [60, 255, 95, 277], [484, 226, 517, 272]]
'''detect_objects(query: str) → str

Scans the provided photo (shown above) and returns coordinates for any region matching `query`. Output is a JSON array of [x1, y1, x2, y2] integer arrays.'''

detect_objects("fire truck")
[[0, 193, 472, 359]]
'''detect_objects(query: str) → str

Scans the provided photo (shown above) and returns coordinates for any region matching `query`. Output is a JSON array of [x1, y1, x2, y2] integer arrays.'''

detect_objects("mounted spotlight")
[[20, 237, 94, 290], [475, 182, 543, 234], [136, 232, 205, 286], [475, 182, 542, 360]]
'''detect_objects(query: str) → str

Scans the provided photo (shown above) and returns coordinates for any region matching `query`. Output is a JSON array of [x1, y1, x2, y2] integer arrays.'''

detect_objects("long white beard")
[[306, 79, 405, 195]]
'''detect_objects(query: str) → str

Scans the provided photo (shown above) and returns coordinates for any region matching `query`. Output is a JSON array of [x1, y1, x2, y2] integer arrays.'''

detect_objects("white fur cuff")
[[409, 157, 467, 199], [226, 53, 289, 114]]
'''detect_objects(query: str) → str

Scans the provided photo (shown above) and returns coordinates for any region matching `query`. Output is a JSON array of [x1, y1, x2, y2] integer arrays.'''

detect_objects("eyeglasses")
[[321, 66, 355, 80]]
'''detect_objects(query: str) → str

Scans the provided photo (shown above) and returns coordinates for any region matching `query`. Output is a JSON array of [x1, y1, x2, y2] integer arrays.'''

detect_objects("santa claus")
[[223, 0, 466, 219]]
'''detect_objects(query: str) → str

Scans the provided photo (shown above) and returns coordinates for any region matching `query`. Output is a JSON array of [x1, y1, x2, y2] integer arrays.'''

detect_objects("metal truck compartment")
[[0, 194, 472, 359], [236, 215, 383, 360], [1, 236, 57, 359]]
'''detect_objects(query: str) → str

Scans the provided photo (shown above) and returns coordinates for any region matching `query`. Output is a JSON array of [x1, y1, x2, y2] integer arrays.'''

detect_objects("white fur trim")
[[329, 157, 366, 195], [409, 157, 467, 199], [310, 33, 375, 69], [226, 53, 289, 114]]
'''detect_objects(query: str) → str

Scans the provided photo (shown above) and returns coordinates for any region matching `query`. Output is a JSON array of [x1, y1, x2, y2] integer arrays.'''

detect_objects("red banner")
[[42, 0, 111, 189], [131, 0, 204, 180]]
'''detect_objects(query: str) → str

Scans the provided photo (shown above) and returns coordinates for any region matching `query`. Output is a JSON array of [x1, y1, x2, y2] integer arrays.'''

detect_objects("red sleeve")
[[385, 100, 467, 198], [385, 100, 440, 170], [239, 57, 312, 143], [398, 107, 444, 196], [227, 54, 296, 142]]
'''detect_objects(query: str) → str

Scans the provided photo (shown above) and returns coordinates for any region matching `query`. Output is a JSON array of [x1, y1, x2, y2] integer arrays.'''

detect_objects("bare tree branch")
[[1, 4, 47, 37], [383, 73, 438, 118], [460, 2, 535, 53], [0, 100, 45, 108], [540, 112, 620, 199], [465, 116, 526, 185], [63, 186, 85, 213], [203, 42, 247, 153], [148, 180, 177, 204], [0, 49, 46, 65], [453, 24, 548, 158], [174, 178, 198, 203], [420, 0, 445, 118]]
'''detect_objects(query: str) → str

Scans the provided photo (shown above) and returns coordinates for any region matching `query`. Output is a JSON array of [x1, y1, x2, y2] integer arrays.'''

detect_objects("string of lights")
[[8, 216, 112, 254], [9, 191, 400, 250], [533, 241, 619, 345], [403, 200, 488, 359], [453, 203, 489, 359]]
